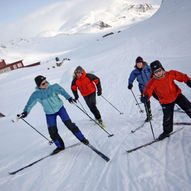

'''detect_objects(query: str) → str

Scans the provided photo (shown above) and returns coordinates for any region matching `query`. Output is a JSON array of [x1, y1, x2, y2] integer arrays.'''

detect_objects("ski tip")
[[106, 158, 110, 162], [102, 156, 110, 162], [8, 172, 16, 175]]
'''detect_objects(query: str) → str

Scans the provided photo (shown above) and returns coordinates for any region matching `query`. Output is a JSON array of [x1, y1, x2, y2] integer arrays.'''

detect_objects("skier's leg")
[[58, 106, 89, 145], [46, 113, 65, 149], [162, 102, 174, 133], [141, 91, 152, 122], [175, 94, 191, 118], [158, 102, 174, 140], [144, 100, 152, 122], [84, 93, 101, 120], [48, 126, 65, 149]]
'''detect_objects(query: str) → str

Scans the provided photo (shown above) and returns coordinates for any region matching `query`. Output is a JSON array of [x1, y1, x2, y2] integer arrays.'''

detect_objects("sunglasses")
[[75, 70, 82, 74], [154, 68, 162, 74], [41, 81, 47, 86]]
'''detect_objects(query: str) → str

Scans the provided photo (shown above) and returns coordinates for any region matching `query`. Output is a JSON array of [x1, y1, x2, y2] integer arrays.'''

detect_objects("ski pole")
[[100, 95, 123, 115], [20, 118, 53, 145], [131, 121, 146, 133], [73, 102, 114, 137], [174, 122, 191, 125], [145, 104, 155, 140], [77, 100, 89, 115], [130, 90, 144, 113]]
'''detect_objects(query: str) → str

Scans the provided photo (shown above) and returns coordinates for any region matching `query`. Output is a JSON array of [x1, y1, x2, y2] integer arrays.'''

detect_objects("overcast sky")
[[0, 0, 58, 28]]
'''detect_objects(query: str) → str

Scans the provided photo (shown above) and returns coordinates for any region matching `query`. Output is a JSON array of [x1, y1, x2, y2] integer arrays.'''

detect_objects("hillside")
[[0, 0, 191, 191]]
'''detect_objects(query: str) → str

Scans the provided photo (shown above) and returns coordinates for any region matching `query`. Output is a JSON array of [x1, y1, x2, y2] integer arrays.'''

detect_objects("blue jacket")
[[128, 65, 152, 92], [24, 83, 71, 115]]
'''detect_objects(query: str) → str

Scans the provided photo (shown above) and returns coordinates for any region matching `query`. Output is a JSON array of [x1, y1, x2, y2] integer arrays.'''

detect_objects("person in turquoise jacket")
[[18, 75, 89, 154]]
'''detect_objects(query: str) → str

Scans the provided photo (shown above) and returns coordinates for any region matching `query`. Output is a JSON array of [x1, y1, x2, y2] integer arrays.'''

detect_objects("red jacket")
[[71, 70, 101, 97], [143, 70, 190, 104]]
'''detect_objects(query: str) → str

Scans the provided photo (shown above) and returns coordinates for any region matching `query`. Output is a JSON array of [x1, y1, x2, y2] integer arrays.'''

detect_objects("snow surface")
[[0, 0, 191, 191]]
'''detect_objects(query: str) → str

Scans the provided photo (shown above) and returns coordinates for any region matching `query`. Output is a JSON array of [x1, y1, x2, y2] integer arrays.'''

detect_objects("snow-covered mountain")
[[0, 0, 159, 38], [0, 0, 191, 191], [0, 0, 160, 64]]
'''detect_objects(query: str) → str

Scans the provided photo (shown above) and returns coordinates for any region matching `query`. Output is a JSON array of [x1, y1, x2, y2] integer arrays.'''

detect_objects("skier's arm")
[[23, 92, 38, 115], [128, 70, 137, 86], [86, 73, 101, 90], [54, 84, 71, 100], [71, 78, 79, 99], [170, 70, 191, 84]]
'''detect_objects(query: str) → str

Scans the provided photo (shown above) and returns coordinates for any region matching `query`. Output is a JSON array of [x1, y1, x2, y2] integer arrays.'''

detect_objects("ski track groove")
[[137, 133, 191, 190], [92, 123, 134, 191], [179, 129, 191, 184]]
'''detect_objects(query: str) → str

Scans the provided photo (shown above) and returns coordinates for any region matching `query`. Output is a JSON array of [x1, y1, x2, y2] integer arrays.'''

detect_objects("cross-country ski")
[[8, 143, 81, 175], [127, 127, 184, 153]]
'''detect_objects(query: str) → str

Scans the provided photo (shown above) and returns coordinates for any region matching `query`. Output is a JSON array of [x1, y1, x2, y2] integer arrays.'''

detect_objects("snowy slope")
[[0, 0, 191, 191]]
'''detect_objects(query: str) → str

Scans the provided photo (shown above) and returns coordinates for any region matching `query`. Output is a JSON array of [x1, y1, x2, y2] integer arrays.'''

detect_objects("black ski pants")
[[161, 93, 191, 134], [84, 92, 101, 120], [141, 91, 152, 117]]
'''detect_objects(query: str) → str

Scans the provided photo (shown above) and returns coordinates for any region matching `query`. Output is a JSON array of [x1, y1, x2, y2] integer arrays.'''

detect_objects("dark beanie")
[[150, 60, 165, 73], [34, 75, 46, 87], [135, 56, 144, 64], [74, 66, 83, 74]]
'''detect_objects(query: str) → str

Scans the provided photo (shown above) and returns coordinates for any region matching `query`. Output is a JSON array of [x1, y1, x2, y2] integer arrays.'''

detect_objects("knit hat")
[[74, 66, 83, 74], [135, 56, 144, 64], [150, 60, 165, 73], [34, 75, 46, 87]]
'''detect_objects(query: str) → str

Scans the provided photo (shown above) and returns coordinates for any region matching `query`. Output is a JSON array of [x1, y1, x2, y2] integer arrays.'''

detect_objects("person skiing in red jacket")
[[142, 60, 191, 140], [71, 66, 103, 124]]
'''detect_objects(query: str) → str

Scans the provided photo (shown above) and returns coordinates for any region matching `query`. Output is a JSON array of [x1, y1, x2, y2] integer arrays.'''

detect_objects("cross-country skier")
[[128, 56, 154, 122], [71, 66, 103, 125], [142, 60, 191, 140], [17, 75, 89, 154]]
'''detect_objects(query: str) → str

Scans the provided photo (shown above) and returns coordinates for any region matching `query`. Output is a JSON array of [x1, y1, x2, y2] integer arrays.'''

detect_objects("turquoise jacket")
[[24, 83, 71, 115]]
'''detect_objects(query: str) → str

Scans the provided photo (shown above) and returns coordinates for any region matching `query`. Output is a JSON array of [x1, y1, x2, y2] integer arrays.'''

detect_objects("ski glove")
[[97, 89, 102, 96], [128, 84, 133, 90], [141, 94, 149, 104], [17, 111, 27, 119], [68, 97, 77, 104], [74, 94, 79, 101], [187, 80, 191, 88]]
